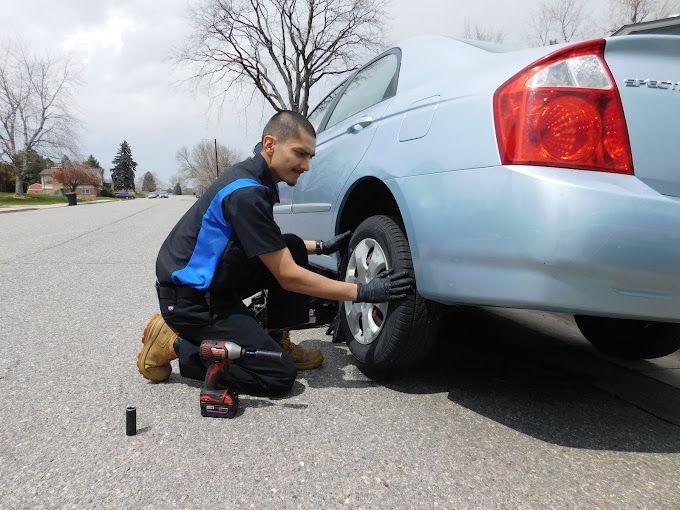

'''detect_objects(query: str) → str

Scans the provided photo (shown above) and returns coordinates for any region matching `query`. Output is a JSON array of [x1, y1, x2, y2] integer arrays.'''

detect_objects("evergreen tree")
[[0, 161, 15, 192], [84, 154, 105, 194], [111, 141, 137, 191], [173, 182, 182, 195], [85, 154, 102, 169], [15, 149, 51, 188], [142, 171, 157, 192]]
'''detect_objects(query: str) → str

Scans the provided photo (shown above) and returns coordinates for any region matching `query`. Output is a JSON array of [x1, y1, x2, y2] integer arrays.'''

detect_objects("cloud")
[[1, 0, 612, 184], [62, 10, 138, 62]]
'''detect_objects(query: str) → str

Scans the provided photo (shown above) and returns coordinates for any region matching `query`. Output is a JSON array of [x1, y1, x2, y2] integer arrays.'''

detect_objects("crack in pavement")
[[0, 356, 19, 381], [0, 205, 159, 264]]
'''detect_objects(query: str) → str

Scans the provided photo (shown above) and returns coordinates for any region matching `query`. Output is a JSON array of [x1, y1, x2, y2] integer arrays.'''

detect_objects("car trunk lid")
[[604, 35, 680, 197]]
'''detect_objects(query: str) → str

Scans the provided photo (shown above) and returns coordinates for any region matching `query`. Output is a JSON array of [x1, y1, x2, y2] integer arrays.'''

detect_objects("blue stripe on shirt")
[[171, 178, 263, 290]]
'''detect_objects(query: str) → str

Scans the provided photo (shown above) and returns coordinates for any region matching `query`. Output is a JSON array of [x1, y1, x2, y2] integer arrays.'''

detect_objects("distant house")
[[27, 183, 47, 193], [29, 165, 101, 197], [613, 15, 680, 36]]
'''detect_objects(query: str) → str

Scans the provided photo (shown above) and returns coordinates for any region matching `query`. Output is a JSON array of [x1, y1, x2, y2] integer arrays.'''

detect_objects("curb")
[[82, 199, 114, 205], [0, 207, 39, 214], [0, 199, 114, 214]]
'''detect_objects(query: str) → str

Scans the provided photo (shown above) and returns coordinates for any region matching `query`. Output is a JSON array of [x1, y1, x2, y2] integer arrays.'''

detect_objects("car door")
[[273, 82, 344, 234], [289, 50, 401, 261]]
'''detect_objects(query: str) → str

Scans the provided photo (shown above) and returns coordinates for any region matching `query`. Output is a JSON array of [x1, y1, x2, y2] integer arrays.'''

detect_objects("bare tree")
[[176, 0, 387, 115], [606, 0, 680, 33], [52, 161, 101, 193], [527, 0, 588, 46], [608, 0, 654, 30], [463, 19, 506, 43], [0, 42, 79, 197], [655, 0, 680, 18], [528, 4, 556, 46], [176, 140, 241, 193]]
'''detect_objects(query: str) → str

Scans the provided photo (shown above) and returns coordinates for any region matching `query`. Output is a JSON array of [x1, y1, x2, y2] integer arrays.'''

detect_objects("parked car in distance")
[[275, 34, 680, 375], [147, 192, 158, 198], [114, 191, 135, 199], [159, 192, 169, 198]]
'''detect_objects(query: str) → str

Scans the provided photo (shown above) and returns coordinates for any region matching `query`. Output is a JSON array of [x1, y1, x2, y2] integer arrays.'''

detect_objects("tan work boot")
[[279, 329, 323, 370], [137, 313, 179, 383]]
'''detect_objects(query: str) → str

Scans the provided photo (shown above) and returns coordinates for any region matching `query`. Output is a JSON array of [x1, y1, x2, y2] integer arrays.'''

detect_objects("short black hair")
[[262, 110, 316, 143]]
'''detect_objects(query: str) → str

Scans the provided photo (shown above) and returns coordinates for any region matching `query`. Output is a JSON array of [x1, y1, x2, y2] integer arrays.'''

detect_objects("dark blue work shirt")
[[156, 153, 286, 294]]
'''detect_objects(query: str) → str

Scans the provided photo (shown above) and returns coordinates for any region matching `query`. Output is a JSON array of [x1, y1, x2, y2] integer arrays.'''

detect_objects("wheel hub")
[[344, 238, 389, 345]]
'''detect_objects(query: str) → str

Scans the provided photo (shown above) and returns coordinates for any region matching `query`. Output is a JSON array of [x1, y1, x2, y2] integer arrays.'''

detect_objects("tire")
[[574, 315, 680, 360], [339, 215, 441, 374]]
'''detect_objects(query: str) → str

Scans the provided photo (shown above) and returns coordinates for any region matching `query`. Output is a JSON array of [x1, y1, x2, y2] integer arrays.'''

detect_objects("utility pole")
[[214, 139, 219, 178]]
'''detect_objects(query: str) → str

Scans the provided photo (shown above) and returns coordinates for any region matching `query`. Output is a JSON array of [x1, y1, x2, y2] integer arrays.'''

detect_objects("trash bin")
[[65, 192, 77, 206]]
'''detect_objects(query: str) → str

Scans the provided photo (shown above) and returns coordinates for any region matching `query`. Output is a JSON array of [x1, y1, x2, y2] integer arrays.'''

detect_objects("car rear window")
[[308, 81, 345, 131], [326, 54, 399, 128]]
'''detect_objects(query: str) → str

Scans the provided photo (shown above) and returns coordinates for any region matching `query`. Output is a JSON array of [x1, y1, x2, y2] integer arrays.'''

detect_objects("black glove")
[[316, 231, 351, 255], [356, 269, 413, 303]]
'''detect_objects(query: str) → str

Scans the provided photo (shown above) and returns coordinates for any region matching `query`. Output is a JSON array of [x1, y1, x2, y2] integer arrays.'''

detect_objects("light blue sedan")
[[274, 35, 680, 373]]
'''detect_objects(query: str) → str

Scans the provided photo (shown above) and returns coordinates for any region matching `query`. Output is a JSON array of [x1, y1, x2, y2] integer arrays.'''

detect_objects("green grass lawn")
[[0, 192, 110, 207]]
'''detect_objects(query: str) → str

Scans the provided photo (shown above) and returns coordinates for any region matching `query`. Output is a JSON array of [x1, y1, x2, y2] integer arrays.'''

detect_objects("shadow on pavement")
[[383, 306, 680, 453], [236, 396, 309, 417], [292, 339, 380, 390]]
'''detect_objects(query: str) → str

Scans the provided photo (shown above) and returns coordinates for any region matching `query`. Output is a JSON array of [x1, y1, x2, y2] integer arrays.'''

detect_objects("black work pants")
[[158, 234, 309, 397]]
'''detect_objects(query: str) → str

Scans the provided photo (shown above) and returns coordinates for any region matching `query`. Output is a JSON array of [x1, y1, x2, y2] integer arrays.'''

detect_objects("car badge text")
[[623, 78, 680, 90]]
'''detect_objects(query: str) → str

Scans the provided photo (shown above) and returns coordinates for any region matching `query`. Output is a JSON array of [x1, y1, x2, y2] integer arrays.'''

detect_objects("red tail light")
[[494, 39, 634, 175]]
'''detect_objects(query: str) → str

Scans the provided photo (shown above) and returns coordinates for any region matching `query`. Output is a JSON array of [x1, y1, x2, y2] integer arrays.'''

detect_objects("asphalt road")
[[1, 196, 679, 509]]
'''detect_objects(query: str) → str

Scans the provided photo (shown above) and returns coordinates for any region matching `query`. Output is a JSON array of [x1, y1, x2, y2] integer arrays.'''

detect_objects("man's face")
[[262, 129, 316, 186]]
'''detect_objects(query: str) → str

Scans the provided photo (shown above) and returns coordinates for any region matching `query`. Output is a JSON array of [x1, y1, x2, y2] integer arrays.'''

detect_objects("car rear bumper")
[[390, 165, 680, 323]]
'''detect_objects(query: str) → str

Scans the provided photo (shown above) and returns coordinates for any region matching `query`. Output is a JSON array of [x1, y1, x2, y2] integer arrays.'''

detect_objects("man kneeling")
[[137, 111, 412, 397]]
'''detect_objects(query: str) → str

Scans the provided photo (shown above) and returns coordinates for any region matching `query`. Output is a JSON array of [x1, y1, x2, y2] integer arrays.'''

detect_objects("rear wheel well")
[[337, 178, 403, 235]]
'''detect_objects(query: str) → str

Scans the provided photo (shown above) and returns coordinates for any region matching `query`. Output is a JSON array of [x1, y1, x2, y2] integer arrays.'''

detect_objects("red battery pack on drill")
[[198, 339, 282, 419], [200, 388, 239, 419]]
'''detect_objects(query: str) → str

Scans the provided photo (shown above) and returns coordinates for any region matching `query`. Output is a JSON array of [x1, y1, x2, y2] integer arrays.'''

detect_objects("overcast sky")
[[0, 0, 612, 186]]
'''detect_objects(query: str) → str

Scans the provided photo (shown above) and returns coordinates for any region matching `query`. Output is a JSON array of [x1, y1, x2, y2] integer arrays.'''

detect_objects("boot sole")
[[137, 313, 172, 383]]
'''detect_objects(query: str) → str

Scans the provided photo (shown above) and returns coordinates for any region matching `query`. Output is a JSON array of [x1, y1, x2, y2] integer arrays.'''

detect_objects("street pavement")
[[1, 196, 679, 509]]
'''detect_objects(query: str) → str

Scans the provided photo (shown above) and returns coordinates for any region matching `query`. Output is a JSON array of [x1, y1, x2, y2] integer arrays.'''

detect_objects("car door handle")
[[347, 117, 373, 134]]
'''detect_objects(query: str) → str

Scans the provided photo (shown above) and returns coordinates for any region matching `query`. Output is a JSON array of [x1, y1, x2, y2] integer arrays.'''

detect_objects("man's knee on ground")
[[268, 359, 298, 396], [282, 233, 308, 267]]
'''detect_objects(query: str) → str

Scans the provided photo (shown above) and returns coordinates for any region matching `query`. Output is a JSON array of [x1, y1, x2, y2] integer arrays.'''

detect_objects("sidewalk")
[[0, 199, 114, 214]]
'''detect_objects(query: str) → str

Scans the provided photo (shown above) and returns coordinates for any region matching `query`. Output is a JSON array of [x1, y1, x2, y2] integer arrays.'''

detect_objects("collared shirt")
[[156, 153, 286, 293]]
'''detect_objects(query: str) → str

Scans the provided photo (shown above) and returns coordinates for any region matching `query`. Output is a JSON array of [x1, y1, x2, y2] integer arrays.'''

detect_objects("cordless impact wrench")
[[199, 340, 283, 418]]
